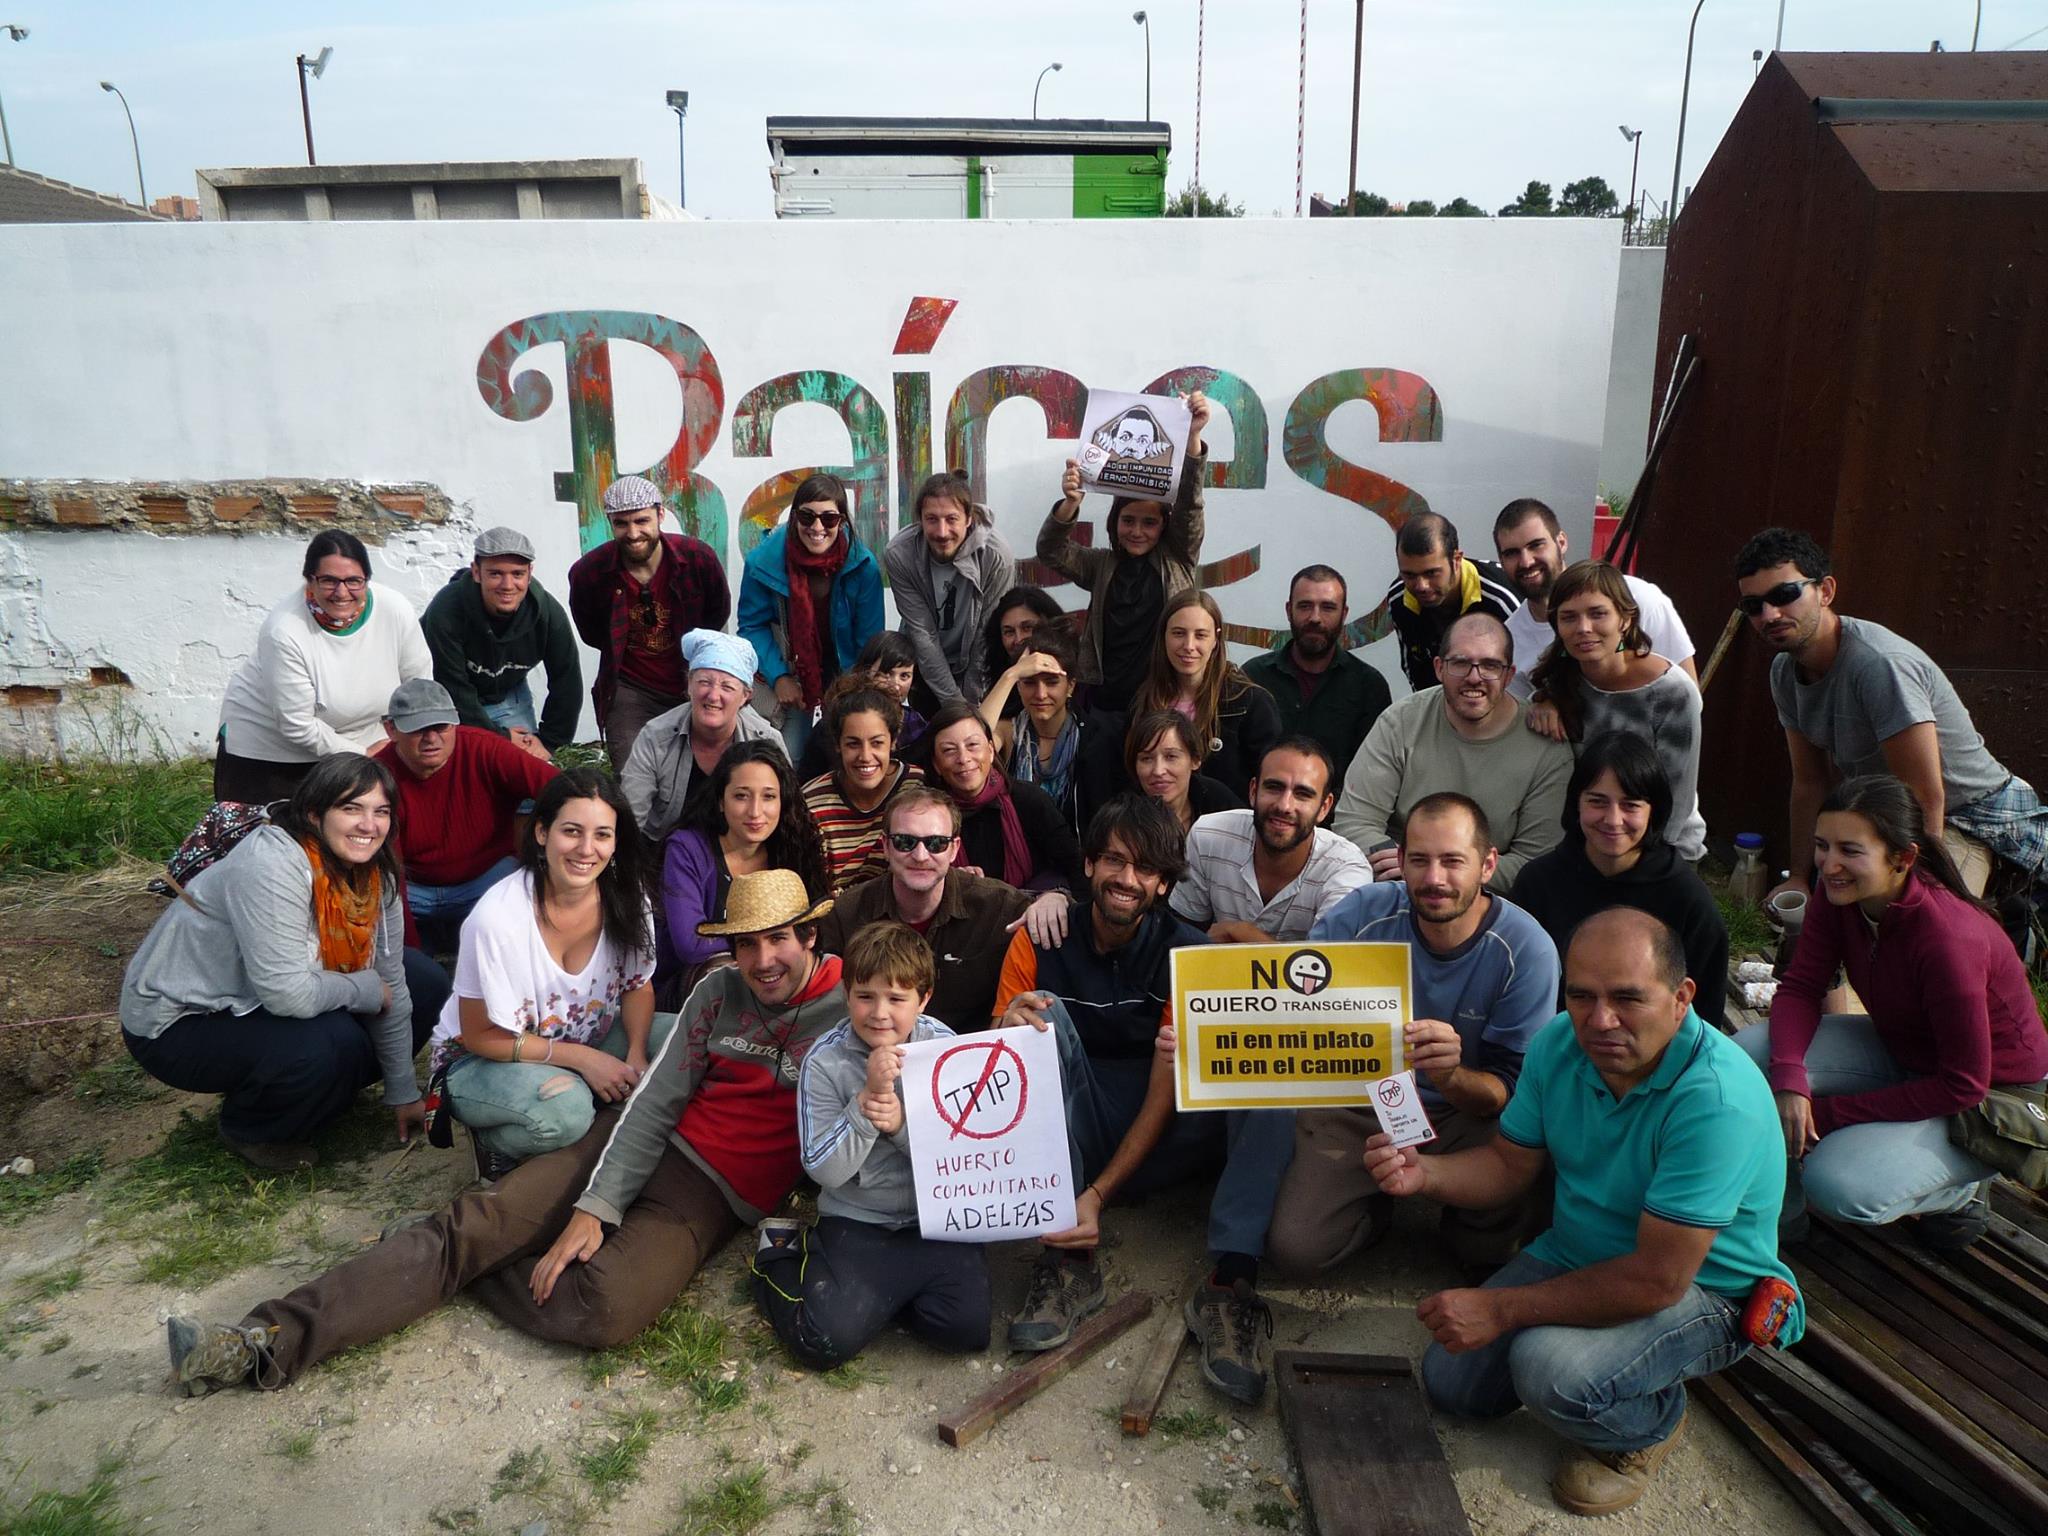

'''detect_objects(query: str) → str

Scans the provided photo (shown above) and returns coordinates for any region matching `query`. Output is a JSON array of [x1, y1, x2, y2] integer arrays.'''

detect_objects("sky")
[[3, 1, 2043, 218]]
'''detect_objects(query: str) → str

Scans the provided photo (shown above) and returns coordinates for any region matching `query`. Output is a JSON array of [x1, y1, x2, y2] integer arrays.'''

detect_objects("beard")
[[1291, 624, 1336, 658]]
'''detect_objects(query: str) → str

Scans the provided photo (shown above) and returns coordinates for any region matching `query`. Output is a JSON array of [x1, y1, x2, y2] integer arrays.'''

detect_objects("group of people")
[[122, 440, 2047, 1519]]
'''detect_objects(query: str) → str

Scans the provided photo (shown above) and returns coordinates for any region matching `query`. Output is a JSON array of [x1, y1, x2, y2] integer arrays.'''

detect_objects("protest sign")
[[1367, 1069, 1437, 1148], [1074, 388, 1192, 500], [1172, 942, 1412, 1111], [901, 1025, 1077, 1242]]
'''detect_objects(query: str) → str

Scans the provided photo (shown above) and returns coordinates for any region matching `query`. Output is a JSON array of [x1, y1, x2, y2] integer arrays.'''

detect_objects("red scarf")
[[953, 770, 1032, 887], [784, 530, 849, 708]]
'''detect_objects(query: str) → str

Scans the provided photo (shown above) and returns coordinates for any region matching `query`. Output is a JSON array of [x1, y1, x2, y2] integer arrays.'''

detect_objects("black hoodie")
[[420, 569, 585, 750]]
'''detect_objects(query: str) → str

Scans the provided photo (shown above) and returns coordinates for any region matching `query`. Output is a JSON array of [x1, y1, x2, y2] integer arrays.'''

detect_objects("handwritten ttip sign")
[[1172, 942, 1412, 1111], [901, 1027, 1076, 1242]]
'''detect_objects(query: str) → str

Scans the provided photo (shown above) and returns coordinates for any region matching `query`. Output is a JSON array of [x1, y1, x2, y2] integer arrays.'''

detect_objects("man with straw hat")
[[162, 870, 843, 1395]]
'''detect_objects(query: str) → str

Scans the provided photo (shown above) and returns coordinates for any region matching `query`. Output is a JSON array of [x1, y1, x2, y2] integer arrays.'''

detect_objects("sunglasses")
[[795, 509, 845, 530], [1738, 578, 1819, 617], [888, 832, 954, 855]]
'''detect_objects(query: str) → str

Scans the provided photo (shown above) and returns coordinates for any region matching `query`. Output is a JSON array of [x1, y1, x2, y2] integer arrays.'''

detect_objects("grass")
[[668, 1465, 773, 1536], [1714, 890, 1776, 957], [0, 1453, 135, 1536], [585, 1300, 746, 1412], [1155, 1407, 1228, 1442], [69, 1059, 166, 1111], [0, 1152, 105, 1225], [576, 1408, 665, 1505], [15, 1268, 82, 1303], [1193, 1484, 1229, 1514], [1250, 1498, 1295, 1529], [268, 1429, 318, 1464], [819, 1359, 885, 1391], [0, 754, 212, 880], [489, 1447, 554, 1504]]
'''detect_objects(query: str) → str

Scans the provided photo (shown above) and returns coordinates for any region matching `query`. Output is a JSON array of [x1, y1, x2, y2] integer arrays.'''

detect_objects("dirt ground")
[[0, 877, 1822, 1536]]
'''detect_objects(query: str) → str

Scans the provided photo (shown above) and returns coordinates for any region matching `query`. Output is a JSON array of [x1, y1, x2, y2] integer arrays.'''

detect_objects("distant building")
[[193, 159, 681, 221], [151, 195, 203, 221], [766, 118, 1169, 219], [0, 164, 163, 223]]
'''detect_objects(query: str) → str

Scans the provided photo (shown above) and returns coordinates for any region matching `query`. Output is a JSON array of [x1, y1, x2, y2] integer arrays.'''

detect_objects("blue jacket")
[[737, 525, 885, 690]]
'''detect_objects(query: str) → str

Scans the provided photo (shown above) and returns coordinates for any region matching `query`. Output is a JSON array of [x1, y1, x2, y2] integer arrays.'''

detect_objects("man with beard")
[[1333, 612, 1572, 887], [1383, 513, 1521, 694], [993, 796, 1295, 1405], [567, 475, 731, 771], [1171, 738, 1371, 942], [1267, 793, 1560, 1278], [1244, 566, 1393, 775], [1492, 499, 1694, 702]]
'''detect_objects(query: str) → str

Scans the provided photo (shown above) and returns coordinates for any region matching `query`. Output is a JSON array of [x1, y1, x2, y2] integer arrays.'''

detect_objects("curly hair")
[[680, 739, 828, 900]]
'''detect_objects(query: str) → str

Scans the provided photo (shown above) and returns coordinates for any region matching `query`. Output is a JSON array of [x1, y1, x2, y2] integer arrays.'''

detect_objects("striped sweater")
[[802, 763, 923, 895]]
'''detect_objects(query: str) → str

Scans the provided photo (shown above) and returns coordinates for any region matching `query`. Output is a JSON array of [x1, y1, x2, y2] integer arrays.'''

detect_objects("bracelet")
[[511, 1033, 524, 1063], [543, 1037, 556, 1064], [1084, 1182, 1102, 1204]]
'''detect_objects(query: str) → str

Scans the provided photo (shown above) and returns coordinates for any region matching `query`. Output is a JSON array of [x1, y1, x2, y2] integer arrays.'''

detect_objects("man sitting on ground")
[[421, 526, 584, 761], [1367, 907, 1799, 1517], [1383, 511, 1521, 694], [622, 629, 783, 843], [1170, 737, 1371, 943], [163, 870, 847, 1395], [1333, 612, 1572, 887], [1268, 793, 1559, 1277], [995, 796, 1295, 1406], [371, 679, 559, 953]]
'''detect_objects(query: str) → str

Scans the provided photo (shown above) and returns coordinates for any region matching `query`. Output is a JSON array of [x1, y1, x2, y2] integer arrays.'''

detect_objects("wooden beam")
[[1745, 1388, 1925, 1536], [1691, 1374, 1881, 1536], [1274, 1351, 1472, 1536], [937, 1290, 1153, 1448], [1119, 1296, 1189, 1436]]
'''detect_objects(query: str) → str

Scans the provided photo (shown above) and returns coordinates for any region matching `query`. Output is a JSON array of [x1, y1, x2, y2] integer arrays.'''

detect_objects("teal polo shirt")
[[1499, 1007, 1804, 1343]]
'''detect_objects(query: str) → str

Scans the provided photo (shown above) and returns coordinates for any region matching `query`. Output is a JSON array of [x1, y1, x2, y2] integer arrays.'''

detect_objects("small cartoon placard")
[[1073, 388, 1192, 501]]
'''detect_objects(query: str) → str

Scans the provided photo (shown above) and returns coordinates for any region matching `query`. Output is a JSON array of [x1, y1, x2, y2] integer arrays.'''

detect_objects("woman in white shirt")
[[215, 530, 432, 804], [430, 767, 666, 1177]]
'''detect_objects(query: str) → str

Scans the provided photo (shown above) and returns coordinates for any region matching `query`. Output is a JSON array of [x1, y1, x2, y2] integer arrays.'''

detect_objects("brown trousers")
[[246, 1110, 738, 1385], [1265, 1102, 1539, 1277]]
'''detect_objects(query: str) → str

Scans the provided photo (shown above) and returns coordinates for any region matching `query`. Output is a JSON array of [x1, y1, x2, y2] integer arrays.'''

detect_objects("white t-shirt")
[[429, 871, 655, 1070], [1507, 575, 1695, 701]]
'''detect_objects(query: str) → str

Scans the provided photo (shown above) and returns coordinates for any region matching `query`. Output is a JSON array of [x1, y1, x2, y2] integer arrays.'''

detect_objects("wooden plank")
[[1950, 1238, 2048, 1326], [1690, 1374, 1882, 1536], [1118, 1297, 1190, 1436], [1989, 1180, 2048, 1245], [1985, 1213, 2048, 1283], [1746, 1389, 1925, 1536], [1819, 1220, 2048, 1373], [937, 1290, 1152, 1448], [1274, 1351, 1471, 1536]]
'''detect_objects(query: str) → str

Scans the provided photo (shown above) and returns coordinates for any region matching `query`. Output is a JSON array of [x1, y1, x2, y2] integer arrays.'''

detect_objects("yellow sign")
[[1172, 941, 1412, 1111]]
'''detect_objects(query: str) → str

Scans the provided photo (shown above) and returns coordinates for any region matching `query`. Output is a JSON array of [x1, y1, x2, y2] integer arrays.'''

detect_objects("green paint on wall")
[[966, 155, 983, 219], [1072, 149, 1167, 219]]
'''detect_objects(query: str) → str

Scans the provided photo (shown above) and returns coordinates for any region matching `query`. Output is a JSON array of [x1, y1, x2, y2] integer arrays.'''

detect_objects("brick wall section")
[[0, 479, 452, 539]]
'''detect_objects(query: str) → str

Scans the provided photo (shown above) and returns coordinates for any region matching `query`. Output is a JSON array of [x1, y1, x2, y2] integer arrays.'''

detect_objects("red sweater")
[[1769, 873, 2048, 1134], [374, 727, 559, 885]]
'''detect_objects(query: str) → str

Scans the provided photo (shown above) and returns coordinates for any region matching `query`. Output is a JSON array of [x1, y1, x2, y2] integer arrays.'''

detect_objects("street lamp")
[[99, 81, 144, 206], [1133, 12, 1151, 119], [1669, 0, 1708, 241], [665, 89, 688, 207], [0, 23, 27, 167], [295, 45, 332, 166], [1033, 61, 1062, 120], [1618, 125, 1643, 242]]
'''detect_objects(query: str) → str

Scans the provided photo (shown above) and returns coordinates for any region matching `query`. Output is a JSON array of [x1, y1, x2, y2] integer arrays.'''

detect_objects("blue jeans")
[[1421, 1250, 1749, 1454], [481, 681, 538, 734], [407, 856, 519, 954], [1041, 997, 1295, 1259], [445, 1009, 680, 1160], [1734, 1017, 1991, 1224]]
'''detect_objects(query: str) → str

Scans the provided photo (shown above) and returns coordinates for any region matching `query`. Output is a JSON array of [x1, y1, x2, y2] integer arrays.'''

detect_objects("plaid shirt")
[[566, 532, 731, 727], [1949, 774, 2048, 883]]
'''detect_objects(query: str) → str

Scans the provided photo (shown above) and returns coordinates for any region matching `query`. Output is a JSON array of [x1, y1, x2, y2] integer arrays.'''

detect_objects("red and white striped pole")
[[1295, 0, 1308, 217], [1193, 0, 1206, 219]]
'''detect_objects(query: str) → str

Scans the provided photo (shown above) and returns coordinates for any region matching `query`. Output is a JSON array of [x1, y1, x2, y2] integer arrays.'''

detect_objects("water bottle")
[[1730, 833, 1768, 908]]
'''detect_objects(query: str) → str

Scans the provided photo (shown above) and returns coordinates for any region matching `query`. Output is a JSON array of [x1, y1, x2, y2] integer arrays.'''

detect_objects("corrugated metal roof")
[[0, 164, 163, 223]]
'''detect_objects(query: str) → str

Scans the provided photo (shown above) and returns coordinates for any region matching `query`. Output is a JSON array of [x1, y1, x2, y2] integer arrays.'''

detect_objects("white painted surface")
[[0, 218, 1620, 757], [1600, 246, 1667, 499]]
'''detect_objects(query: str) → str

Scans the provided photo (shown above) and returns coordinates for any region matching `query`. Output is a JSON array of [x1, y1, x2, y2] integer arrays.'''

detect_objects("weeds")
[[0, 1452, 135, 1535], [0, 1150, 105, 1225], [577, 1408, 665, 1505], [820, 1359, 884, 1391], [0, 753, 212, 879], [669, 1464, 773, 1536], [585, 1301, 745, 1412], [426, 1507, 480, 1532], [489, 1446, 554, 1503], [15, 1267, 83, 1302], [1155, 1407, 1228, 1442], [1194, 1483, 1229, 1514], [69, 1059, 166, 1111], [269, 1428, 319, 1463], [1251, 1497, 1295, 1529], [1715, 890, 1776, 957]]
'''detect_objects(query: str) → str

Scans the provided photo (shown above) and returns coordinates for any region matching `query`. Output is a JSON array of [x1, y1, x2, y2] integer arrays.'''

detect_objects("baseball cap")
[[385, 678, 460, 734]]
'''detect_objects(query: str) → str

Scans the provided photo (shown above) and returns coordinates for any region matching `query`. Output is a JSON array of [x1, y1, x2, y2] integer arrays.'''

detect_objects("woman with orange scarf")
[[121, 753, 449, 1171]]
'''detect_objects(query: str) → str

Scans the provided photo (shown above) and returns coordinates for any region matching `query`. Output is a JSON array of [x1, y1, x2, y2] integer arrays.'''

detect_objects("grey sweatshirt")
[[882, 514, 1016, 704], [797, 1015, 956, 1228], [119, 824, 419, 1105]]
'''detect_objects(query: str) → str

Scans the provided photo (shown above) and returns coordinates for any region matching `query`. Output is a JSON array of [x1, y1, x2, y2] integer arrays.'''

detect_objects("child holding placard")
[[753, 922, 992, 1367]]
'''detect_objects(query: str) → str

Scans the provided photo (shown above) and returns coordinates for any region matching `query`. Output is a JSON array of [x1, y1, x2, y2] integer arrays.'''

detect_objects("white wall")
[[1599, 246, 1667, 501], [0, 217, 1619, 757]]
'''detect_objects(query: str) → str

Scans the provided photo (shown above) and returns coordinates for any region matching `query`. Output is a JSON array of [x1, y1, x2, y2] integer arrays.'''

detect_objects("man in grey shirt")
[[1736, 527, 2046, 896], [883, 471, 1016, 705]]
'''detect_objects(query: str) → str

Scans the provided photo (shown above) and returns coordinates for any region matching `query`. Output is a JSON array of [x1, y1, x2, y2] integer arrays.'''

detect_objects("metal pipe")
[[1133, 11, 1151, 119], [1346, 0, 1363, 215], [100, 81, 144, 206], [2, 22, 29, 166], [296, 54, 317, 166], [1775, 0, 1786, 51], [1669, 0, 1708, 242], [1815, 96, 2048, 123], [1033, 62, 1061, 120]]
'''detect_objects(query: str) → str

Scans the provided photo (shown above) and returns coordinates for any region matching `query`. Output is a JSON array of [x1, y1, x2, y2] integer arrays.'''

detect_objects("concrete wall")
[[1598, 246, 1667, 501], [0, 218, 1621, 759]]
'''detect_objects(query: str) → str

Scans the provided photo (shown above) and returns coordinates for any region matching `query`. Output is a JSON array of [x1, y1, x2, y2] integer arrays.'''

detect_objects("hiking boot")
[[1185, 1278, 1275, 1405], [165, 1315, 277, 1397], [1551, 1406, 1687, 1516], [217, 1127, 316, 1172], [469, 1130, 522, 1185], [1912, 1186, 1990, 1253], [1007, 1252, 1105, 1351]]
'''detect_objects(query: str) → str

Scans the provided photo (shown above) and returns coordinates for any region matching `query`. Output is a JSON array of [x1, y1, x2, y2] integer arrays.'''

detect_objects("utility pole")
[[295, 47, 331, 167], [666, 89, 689, 207], [1669, 0, 1707, 240], [1346, 0, 1363, 214]]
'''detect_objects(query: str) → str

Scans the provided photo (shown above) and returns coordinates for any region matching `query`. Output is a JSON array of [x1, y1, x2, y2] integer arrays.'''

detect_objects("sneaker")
[[1185, 1278, 1275, 1405], [469, 1130, 522, 1185], [1913, 1186, 1990, 1253], [1007, 1252, 1106, 1351], [165, 1315, 277, 1397], [217, 1126, 316, 1172], [1551, 1406, 1687, 1516], [756, 1216, 804, 1257]]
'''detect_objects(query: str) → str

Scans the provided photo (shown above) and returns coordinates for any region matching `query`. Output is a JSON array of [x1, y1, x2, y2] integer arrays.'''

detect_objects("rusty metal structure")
[[1643, 52, 2048, 866]]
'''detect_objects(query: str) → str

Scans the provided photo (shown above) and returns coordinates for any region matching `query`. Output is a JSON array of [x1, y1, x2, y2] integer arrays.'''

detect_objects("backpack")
[[149, 800, 280, 901]]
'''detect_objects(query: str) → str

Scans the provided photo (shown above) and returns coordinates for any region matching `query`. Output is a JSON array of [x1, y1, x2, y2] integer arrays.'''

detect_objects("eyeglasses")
[[313, 576, 367, 595], [795, 508, 845, 530], [888, 832, 954, 855], [1439, 654, 1510, 679], [1092, 851, 1162, 880], [1738, 578, 1819, 617]]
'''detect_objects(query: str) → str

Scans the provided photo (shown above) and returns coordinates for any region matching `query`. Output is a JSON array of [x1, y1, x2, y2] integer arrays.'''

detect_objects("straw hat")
[[697, 869, 833, 937]]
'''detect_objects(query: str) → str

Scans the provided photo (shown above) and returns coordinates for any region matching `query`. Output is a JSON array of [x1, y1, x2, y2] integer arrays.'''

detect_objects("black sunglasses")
[[795, 508, 846, 529], [1738, 578, 1819, 617], [888, 832, 954, 855]]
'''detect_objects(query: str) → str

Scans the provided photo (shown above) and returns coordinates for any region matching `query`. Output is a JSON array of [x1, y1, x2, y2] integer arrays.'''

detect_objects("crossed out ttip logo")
[[1376, 1077, 1407, 1109], [1282, 948, 1333, 996], [932, 1039, 1028, 1140]]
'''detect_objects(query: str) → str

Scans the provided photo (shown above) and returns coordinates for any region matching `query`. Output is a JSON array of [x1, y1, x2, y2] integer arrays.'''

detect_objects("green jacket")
[[420, 570, 584, 750], [1241, 642, 1392, 781]]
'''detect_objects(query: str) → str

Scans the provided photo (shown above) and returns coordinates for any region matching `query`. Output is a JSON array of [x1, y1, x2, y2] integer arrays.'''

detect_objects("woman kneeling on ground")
[[122, 752, 446, 1171], [429, 767, 665, 1181], [1738, 773, 2048, 1249]]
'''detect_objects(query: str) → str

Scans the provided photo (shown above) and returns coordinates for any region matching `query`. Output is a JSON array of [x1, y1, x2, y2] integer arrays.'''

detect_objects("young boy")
[[753, 921, 992, 1368]]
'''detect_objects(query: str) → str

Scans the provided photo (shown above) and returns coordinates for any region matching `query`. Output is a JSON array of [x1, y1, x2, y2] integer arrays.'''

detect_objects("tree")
[[1402, 199, 1438, 217], [1498, 180, 1554, 217], [1347, 189, 1391, 216], [1559, 175, 1620, 217], [1164, 181, 1244, 218], [1437, 196, 1484, 217]]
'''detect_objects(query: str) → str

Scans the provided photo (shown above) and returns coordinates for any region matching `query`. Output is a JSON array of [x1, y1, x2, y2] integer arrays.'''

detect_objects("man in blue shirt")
[[1366, 907, 1799, 1517], [1267, 792, 1561, 1276]]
